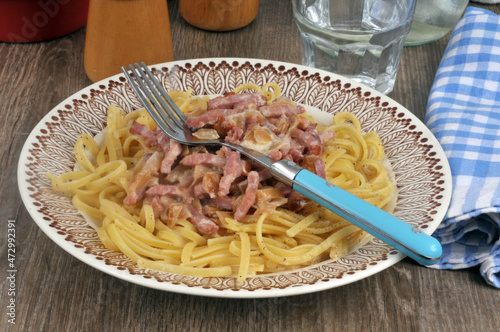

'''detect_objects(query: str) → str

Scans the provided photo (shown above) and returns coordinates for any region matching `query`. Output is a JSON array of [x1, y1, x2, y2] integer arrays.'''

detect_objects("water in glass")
[[293, 0, 415, 94]]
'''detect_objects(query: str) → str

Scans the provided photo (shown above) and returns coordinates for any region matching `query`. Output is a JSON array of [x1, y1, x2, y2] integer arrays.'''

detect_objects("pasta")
[[47, 84, 396, 281]]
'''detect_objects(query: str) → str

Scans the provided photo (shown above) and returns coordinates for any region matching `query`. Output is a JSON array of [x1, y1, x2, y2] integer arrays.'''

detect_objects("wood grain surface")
[[1, 1, 499, 331]]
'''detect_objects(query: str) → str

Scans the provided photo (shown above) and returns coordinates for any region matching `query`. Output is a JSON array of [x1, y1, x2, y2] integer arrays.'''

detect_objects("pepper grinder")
[[84, 0, 174, 82]]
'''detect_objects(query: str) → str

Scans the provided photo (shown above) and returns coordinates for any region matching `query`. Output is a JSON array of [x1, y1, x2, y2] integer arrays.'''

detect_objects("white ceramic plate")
[[18, 58, 452, 298]]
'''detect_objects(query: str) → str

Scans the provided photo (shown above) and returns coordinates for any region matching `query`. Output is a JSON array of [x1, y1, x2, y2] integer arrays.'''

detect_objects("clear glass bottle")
[[405, 0, 468, 46], [84, 0, 174, 82]]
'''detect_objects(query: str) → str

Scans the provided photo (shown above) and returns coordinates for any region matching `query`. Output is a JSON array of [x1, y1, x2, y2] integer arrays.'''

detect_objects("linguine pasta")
[[47, 84, 396, 281]]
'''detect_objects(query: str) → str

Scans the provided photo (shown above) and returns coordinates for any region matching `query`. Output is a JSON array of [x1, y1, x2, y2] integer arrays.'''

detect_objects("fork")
[[122, 62, 442, 265]]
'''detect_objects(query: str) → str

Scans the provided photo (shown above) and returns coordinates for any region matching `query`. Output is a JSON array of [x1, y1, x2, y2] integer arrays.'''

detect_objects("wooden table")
[[1, 1, 499, 331]]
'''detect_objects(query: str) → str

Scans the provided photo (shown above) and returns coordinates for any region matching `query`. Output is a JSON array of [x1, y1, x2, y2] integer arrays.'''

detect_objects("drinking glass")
[[292, 0, 416, 94]]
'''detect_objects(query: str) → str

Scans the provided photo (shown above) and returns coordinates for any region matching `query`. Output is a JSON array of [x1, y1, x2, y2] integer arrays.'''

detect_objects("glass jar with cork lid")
[[405, 0, 468, 46], [179, 0, 259, 31]]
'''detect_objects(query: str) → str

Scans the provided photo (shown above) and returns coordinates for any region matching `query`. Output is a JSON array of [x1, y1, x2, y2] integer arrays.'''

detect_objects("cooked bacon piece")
[[259, 104, 305, 118], [123, 151, 162, 205], [181, 153, 226, 167], [284, 138, 306, 163], [186, 205, 219, 235], [269, 150, 282, 161], [259, 120, 278, 133], [293, 128, 322, 155], [148, 196, 164, 219], [165, 164, 195, 188], [129, 121, 158, 147], [162, 140, 182, 174], [210, 112, 246, 139], [236, 93, 268, 110], [295, 115, 314, 130], [233, 169, 269, 196], [156, 131, 183, 174], [244, 109, 267, 125], [319, 130, 336, 143], [314, 157, 326, 179], [207, 92, 267, 110], [202, 205, 220, 219], [225, 126, 244, 144], [234, 171, 259, 221], [185, 109, 241, 128], [156, 128, 170, 150], [274, 183, 307, 212], [192, 181, 206, 197], [145, 184, 184, 198], [206, 196, 235, 211], [219, 150, 242, 196]]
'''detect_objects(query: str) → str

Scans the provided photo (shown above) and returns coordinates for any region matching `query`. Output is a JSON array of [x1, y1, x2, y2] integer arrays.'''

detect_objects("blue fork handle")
[[291, 169, 442, 265]]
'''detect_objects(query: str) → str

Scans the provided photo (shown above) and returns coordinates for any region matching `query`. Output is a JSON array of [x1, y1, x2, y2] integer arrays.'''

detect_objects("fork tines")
[[121, 62, 188, 140]]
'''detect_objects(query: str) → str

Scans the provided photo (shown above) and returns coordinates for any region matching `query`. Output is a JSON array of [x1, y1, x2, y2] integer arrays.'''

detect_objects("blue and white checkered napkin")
[[425, 7, 500, 288]]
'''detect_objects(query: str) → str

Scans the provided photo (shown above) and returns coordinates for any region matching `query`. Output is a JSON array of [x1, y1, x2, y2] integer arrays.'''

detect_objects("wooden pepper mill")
[[179, 0, 259, 31], [84, 0, 174, 82]]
